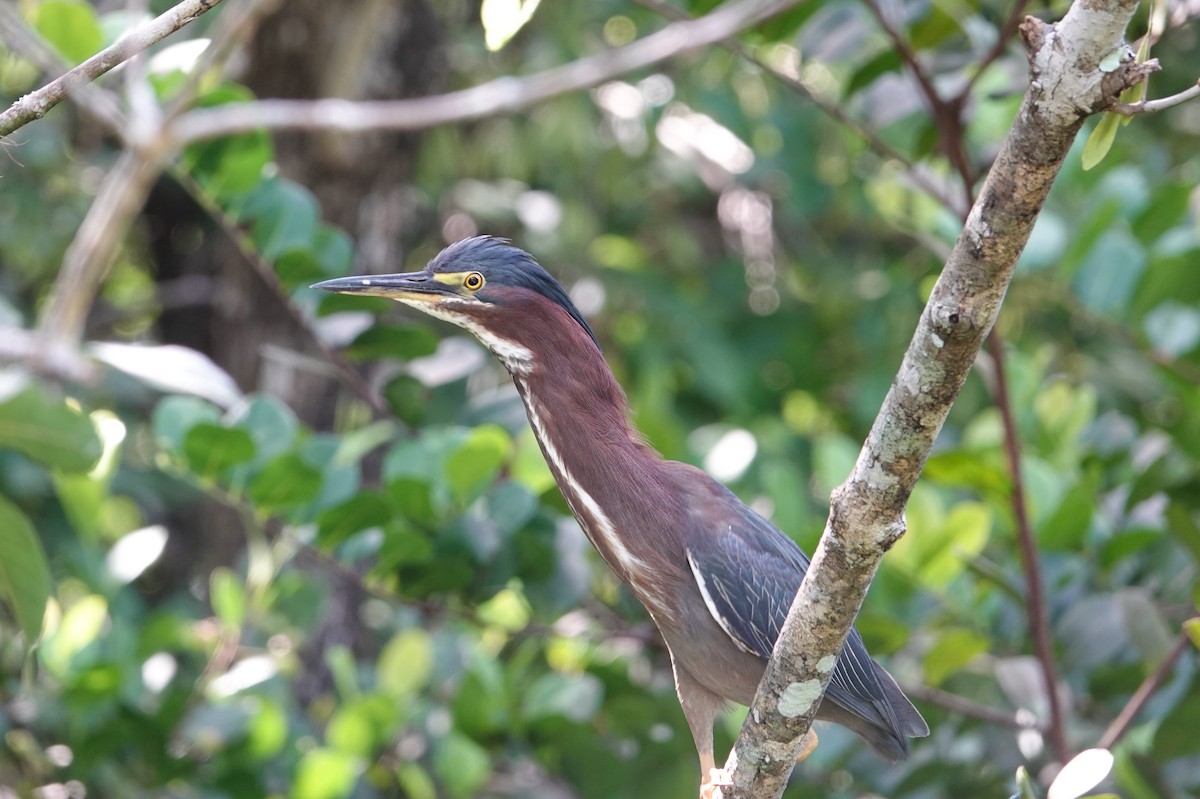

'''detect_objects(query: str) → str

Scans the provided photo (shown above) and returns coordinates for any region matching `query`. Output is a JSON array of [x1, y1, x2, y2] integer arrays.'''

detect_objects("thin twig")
[[1098, 627, 1195, 750], [1111, 77, 1200, 114], [903, 683, 1049, 731], [632, 0, 968, 216], [0, 0, 126, 136], [960, 0, 1034, 97], [986, 330, 1071, 763], [859, 0, 974, 205], [0, 0, 225, 138], [169, 0, 808, 143]]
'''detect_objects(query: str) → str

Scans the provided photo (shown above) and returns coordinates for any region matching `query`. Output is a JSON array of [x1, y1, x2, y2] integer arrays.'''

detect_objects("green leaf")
[[181, 83, 274, 198], [40, 594, 108, 679], [344, 325, 439, 362], [1038, 480, 1095, 550], [326, 696, 399, 757], [446, 425, 512, 503], [432, 733, 491, 799], [247, 453, 323, 513], [1184, 618, 1200, 650], [317, 491, 392, 547], [34, 0, 103, 64], [1082, 114, 1120, 171], [184, 424, 256, 478], [923, 628, 990, 685], [231, 395, 298, 466], [238, 178, 319, 260], [521, 671, 603, 722], [210, 567, 245, 629], [396, 763, 437, 799], [846, 49, 904, 97], [292, 747, 361, 799], [0, 386, 102, 472], [312, 226, 355, 275], [376, 629, 433, 699], [245, 697, 288, 760], [0, 495, 51, 643], [153, 395, 221, 452]]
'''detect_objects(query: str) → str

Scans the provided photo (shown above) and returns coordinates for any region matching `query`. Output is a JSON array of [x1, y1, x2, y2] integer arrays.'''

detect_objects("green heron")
[[314, 236, 928, 795]]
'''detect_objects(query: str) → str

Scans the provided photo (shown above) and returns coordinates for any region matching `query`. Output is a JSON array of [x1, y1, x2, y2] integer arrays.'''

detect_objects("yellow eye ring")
[[464, 272, 485, 291]]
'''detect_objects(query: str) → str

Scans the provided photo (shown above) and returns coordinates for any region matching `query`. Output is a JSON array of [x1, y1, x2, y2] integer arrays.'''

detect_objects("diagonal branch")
[[0, 0, 225, 138], [722, 0, 1155, 794], [1098, 624, 1196, 750], [169, 0, 808, 144]]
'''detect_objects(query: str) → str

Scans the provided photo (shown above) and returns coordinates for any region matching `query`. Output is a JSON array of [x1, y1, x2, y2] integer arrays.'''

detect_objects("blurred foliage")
[[1, 0, 1199, 798]]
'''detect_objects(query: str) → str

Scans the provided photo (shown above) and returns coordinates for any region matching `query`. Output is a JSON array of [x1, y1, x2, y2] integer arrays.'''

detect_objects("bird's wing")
[[683, 492, 896, 722]]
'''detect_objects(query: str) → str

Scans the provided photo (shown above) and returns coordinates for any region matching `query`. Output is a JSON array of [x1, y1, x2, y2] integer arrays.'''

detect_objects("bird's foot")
[[795, 729, 819, 763], [699, 767, 732, 799]]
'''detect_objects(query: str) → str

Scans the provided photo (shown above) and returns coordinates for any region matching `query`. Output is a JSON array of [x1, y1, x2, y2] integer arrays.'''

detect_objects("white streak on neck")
[[401, 299, 533, 375], [518, 378, 665, 613]]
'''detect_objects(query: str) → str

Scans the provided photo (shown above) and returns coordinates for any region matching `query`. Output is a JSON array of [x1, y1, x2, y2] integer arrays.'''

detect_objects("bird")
[[313, 236, 928, 796]]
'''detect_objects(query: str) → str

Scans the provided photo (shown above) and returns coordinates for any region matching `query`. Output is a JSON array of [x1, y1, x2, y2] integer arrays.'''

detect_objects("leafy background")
[[1, 0, 1198, 798]]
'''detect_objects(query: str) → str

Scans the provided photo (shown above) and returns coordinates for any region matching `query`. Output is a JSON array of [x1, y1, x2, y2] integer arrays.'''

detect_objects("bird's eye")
[[464, 272, 485, 291]]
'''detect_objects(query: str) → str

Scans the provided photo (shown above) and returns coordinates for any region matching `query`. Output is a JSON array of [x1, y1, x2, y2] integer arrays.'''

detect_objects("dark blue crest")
[[431, 236, 599, 348]]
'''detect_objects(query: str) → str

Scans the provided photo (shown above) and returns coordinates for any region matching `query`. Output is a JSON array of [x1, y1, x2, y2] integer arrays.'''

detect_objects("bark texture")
[[723, 0, 1155, 795]]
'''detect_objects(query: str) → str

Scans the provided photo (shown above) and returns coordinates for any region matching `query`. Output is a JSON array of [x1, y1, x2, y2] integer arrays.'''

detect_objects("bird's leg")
[[795, 729, 819, 763], [699, 751, 732, 799]]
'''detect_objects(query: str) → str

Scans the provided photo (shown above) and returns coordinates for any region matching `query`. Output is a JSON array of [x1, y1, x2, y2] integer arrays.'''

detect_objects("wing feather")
[[683, 500, 896, 723]]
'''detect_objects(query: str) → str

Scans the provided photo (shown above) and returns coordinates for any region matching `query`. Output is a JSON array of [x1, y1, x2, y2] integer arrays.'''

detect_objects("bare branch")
[[34, 147, 167, 370], [0, 0, 125, 135], [1112, 77, 1200, 114], [903, 682, 1049, 731], [1098, 625, 1196, 750], [722, 0, 1153, 793], [0, 0, 225, 138], [986, 330, 1071, 763], [170, 0, 808, 144]]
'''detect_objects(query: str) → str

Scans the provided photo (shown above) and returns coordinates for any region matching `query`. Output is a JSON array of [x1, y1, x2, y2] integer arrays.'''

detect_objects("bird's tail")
[[865, 663, 930, 761]]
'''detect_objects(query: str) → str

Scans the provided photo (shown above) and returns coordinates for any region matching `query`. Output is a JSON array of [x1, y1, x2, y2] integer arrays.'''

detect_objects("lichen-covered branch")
[[722, 0, 1156, 794]]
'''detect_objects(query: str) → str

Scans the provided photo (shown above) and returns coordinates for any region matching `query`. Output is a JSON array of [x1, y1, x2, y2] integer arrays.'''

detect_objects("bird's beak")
[[310, 271, 458, 303]]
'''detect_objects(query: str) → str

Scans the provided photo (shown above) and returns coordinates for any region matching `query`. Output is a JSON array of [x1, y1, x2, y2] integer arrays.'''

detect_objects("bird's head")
[[312, 236, 598, 371]]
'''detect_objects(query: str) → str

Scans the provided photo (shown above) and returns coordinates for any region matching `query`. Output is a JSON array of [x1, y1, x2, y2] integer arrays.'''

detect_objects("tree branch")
[[169, 0, 808, 144], [1111, 77, 1200, 114], [0, 0, 126, 136], [722, 0, 1154, 794], [1097, 625, 1195, 750], [0, 0, 225, 138], [903, 682, 1050, 731], [986, 330, 1070, 763]]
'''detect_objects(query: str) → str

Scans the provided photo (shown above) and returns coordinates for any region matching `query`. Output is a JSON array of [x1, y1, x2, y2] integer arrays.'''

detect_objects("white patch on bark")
[[776, 680, 822, 718]]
